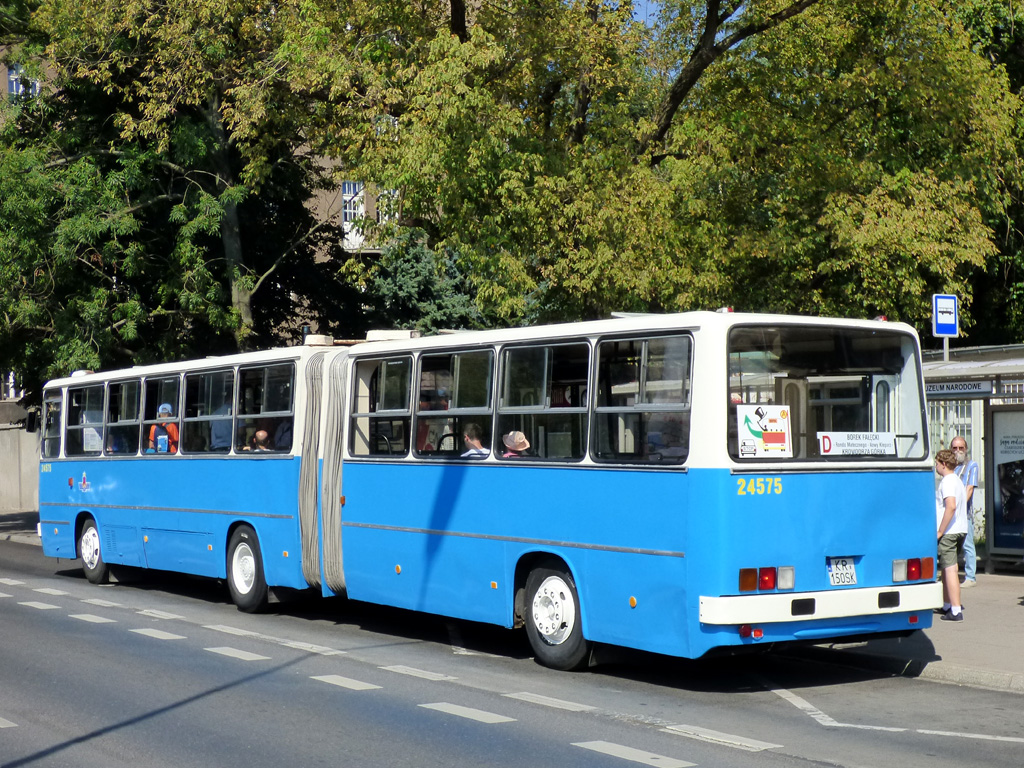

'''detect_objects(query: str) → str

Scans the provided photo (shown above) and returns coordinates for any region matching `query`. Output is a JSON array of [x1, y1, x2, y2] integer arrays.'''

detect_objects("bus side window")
[[66, 385, 105, 457], [593, 335, 692, 464], [415, 350, 493, 458], [237, 364, 294, 453], [351, 357, 411, 457], [497, 343, 589, 461], [183, 369, 235, 453], [41, 390, 62, 459], [106, 379, 141, 455], [142, 376, 181, 455]]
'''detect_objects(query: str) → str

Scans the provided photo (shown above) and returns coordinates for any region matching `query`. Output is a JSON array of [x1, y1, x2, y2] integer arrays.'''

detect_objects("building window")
[[342, 181, 364, 224], [7, 65, 39, 98]]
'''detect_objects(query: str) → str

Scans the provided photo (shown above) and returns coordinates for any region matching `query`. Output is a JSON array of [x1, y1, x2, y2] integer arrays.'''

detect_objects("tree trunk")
[[204, 95, 252, 348]]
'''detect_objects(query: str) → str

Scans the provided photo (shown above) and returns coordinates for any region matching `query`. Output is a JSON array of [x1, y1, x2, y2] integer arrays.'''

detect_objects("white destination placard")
[[818, 432, 896, 456]]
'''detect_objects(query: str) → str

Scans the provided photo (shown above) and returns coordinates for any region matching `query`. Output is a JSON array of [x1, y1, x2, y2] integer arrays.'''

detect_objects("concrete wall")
[[0, 428, 39, 512]]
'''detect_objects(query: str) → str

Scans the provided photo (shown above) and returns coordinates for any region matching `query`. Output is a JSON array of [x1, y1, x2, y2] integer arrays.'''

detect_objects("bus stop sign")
[[932, 294, 958, 338]]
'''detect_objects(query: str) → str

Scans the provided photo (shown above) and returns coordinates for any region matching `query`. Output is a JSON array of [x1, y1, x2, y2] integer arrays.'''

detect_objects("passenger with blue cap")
[[148, 402, 179, 454]]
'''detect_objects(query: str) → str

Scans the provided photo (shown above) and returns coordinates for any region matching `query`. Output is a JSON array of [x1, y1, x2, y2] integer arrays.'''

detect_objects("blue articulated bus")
[[38, 312, 941, 669]]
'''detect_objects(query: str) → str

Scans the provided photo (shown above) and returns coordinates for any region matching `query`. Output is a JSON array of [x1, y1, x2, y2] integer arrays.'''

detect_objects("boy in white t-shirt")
[[935, 449, 968, 621]]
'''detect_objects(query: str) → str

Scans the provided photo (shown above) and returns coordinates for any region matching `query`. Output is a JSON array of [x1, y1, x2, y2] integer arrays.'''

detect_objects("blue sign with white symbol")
[[932, 294, 958, 338]]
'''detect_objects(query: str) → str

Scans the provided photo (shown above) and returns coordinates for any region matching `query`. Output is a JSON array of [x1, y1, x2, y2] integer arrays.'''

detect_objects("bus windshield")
[[728, 324, 927, 461]]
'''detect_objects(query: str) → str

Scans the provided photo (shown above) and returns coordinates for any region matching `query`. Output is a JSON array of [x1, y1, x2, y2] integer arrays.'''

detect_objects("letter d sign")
[[820, 435, 832, 454]]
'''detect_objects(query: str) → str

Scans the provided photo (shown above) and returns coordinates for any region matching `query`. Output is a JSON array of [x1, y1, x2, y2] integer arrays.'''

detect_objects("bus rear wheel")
[[79, 518, 108, 585], [524, 564, 590, 671], [227, 525, 268, 613]]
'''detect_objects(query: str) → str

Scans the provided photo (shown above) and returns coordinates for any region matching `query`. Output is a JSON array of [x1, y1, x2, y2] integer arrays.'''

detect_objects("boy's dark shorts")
[[938, 533, 965, 570]]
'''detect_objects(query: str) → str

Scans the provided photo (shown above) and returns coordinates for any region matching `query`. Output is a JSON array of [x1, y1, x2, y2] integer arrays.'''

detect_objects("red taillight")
[[758, 567, 776, 591], [907, 558, 921, 581]]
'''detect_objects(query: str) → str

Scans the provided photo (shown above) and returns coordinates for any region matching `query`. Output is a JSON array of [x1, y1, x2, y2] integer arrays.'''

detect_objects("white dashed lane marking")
[[205, 647, 270, 662], [917, 729, 1024, 744], [206, 624, 258, 637], [137, 610, 185, 620], [419, 703, 515, 724], [132, 628, 187, 640], [0, 578, 25, 586], [381, 665, 457, 682], [0, 717, 17, 728], [33, 588, 68, 596], [82, 598, 122, 608], [0, 592, 10, 598], [503, 691, 596, 712], [70, 614, 117, 624], [18, 602, 59, 610], [312, 675, 381, 691], [662, 724, 781, 752], [572, 741, 695, 767], [205, 625, 345, 656]]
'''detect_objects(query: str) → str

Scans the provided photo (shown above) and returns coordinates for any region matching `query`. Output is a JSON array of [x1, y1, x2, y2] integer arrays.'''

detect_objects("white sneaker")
[[960, 579, 977, 588]]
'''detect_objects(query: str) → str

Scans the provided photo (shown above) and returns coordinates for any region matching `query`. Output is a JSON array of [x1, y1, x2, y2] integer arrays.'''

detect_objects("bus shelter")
[[923, 345, 1024, 571]]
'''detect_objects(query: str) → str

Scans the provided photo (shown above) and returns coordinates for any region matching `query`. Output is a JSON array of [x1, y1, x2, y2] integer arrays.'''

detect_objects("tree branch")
[[641, 0, 821, 162]]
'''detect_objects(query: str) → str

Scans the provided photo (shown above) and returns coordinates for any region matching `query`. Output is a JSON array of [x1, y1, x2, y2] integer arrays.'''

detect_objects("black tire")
[[524, 562, 590, 671], [79, 518, 109, 585], [227, 525, 268, 612]]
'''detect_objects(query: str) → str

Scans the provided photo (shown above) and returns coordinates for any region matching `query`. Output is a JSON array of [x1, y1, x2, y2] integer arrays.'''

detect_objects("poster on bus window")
[[990, 408, 1024, 553], [736, 405, 793, 458]]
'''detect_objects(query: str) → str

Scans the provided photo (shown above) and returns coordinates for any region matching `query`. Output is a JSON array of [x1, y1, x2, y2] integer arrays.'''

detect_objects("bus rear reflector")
[[739, 624, 764, 639]]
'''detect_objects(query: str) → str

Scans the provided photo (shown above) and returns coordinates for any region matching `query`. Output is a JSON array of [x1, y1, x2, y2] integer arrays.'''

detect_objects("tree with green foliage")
[[280, 0, 1013, 334], [0, 0, 350, 397], [4, 0, 1023, 400]]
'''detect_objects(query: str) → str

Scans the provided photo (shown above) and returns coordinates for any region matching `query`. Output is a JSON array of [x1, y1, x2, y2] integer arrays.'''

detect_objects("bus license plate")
[[827, 557, 857, 586]]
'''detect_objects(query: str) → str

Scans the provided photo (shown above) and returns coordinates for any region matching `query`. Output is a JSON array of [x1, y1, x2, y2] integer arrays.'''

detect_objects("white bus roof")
[[43, 311, 916, 389]]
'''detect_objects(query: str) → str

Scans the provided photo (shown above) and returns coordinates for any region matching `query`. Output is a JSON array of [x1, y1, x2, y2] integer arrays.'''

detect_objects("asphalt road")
[[1, 540, 1022, 768]]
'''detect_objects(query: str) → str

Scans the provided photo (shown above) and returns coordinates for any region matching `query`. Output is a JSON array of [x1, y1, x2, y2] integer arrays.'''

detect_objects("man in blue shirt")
[[951, 435, 979, 588]]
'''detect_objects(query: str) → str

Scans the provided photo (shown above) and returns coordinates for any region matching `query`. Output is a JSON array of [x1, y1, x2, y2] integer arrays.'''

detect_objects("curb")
[[793, 646, 1024, 695]]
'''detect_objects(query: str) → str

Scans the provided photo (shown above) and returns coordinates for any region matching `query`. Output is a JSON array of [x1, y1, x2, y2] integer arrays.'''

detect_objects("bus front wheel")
[[524, 564, 590, 671], [79, 519, 108, 584], [227, 525, 268, 613]]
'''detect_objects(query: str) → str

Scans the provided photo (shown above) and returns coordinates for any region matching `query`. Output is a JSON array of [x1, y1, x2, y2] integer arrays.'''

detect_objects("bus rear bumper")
[[699, 581, 941, 625]]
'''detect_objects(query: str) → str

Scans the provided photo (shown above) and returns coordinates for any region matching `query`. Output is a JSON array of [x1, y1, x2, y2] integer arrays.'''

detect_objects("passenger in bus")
[[246, 430, 271, 451], [209, 402, 233, 451], [502, 431, 530, 458], [461, 423, 489, 458], [274, 420, 293, 451], [148, 404, 179, 454]]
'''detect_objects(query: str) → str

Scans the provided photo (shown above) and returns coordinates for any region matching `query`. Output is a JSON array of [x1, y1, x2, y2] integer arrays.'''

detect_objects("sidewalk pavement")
[[2, 509, 1023, 693]]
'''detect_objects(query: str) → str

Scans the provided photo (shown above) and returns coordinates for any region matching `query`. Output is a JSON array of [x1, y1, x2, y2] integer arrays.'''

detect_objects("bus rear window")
[[41, 390, 62, 458], [728, 325, 927, 461], [66, 385, 104, 456]]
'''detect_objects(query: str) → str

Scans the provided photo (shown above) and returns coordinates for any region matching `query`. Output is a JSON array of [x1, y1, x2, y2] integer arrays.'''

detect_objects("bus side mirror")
[[25, 411, 38, 433]]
